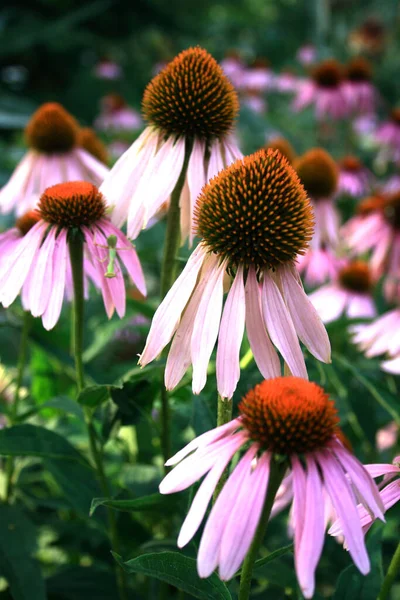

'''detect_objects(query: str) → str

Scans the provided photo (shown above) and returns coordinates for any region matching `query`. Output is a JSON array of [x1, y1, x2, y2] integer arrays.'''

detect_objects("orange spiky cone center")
[[338, 261, 372, 293], [25, 102, 79, 154], [295, 148, 338, 200], [38, 181, 106, 228]]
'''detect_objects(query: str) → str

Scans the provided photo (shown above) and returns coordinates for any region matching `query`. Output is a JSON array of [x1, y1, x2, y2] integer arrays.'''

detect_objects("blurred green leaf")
[[113, 551, 232, 599], [46, 566, 118, 600], [77, 384, 120, 408], [90, 493, 177, 516], [237, 543, 294, 575]]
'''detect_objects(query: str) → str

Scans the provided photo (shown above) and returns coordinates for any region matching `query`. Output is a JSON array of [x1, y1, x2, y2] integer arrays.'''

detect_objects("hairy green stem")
[[69, 232, 128, 600], [379, 540, 400, 600], [5, 311, 31, 501], [159, 137, 194, 468], [238, 459, 287, 600]]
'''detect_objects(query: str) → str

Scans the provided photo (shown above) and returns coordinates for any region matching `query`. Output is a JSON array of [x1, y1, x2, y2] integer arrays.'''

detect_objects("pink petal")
[[206, 140, 225, 181], [309, 285, 348, 323], [364, 464, 400, 478], [216, 266, 246, 399], [74, 148, 109, 183], [42, 230, 68, 330], [187, 139, 206, 246], [191, 259, 227, 394], [244, 267, 280, 379], [291, 456, 307, 553], [140, 244, 208, 366], [28, 227, 56, 317], [262, 273, 308, 379], [279, 264, 331, 363]]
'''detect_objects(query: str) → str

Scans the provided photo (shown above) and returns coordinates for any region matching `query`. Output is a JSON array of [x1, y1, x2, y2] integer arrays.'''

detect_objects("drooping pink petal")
[[102, 222, 146, 296], [179, 179, 191, 245], [42, 230, 68, 330], [0, 152, 35, 214], [316, 451, 370, 574], [187, 139, 206, 246], [279, 264, 331, 363], [206, 140, 225, 182], [219, 452, 270, 580], [140, 244, 208, 366], [216, 265, 246, 399], [346, 294, 376, 319], [364, 464, 400, 478], [244, 267, 280, 379], [28, 227, 57, 317], [262, 272, 308, 379], [309, 285, 348, 323], [197, 445, 259, 578], [291, 456, 307, 558], [295, 456, 325, 599], [177, 432, 247, 548], [74, 148, 109, 183], [191, 258, 227, 394]]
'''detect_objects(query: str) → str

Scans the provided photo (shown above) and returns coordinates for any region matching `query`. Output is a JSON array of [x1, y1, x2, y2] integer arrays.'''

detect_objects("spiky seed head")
[[142, 47, 239, 141], [338, 155, 363, 172], [77, 127, 109, 165], [195, 149, 314, 273], [345, 57, 373, 82], [295, 148, 338, 199], [38, 181, 106, 228], [15, 210, 41, 236], [239, 377, 340, 455], [264, 137, 296, 164], [25, 103, 79, 154], [312, 59, 343, 88], [384, 192, 400, 229], [338, 261, 372, 293]]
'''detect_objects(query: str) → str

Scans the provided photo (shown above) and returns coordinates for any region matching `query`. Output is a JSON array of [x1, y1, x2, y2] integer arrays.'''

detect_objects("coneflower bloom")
[[100, 47, 242, 244], [376, 422, 398, 452], [343, 57, 377, 115], [93, 57, 122, 80], [296, 44, 317, 66], [295, 148, 340, 249], [0, 182, 146, 329], [94, 94, 142, 133], [274, 69, 299, 94], [241, 58, 273, 92], [159, 377, 384, 598], [350, 308, 400, 367], [343, 191, 400, 284], [77, 127, 109, 165], [264, 137, 296, 165], [293, 59, 349, 120], [242, 90, 266, 114], [0, 103, 109, 216], [309, 260, 376, 323], [296, 246, 343, 287], [220, 51, 245, 89], [337, 156, 372, 198], [139, 150, 330, 398], [375, 109, 400, 162]]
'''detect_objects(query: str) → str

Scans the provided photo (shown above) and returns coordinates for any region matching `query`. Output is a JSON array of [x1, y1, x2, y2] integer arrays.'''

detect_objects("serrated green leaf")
[[113, 551, 232, 599], [90, 493, 177, 517]]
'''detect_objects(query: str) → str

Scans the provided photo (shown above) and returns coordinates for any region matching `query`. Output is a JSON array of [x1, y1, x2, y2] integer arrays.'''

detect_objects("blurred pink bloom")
[[383, 174, 400, 194], [337, 156, 372, 198], [296, 44, 317, 66], [0, 103, 109, 216], [352, 113, 378, 137], [312, 198, 341, 248], [94, 94, 142, 133], [351, 308, 400, 367], [241, 59, 273, 92], [220, 52, 245, 89], [0, 182, 146, 329], [376, 422, 398, 452], [375, 110, 400, 161], [309, 260, 376, 323], [93, 58, 123, 80], [296, 247, 344, 287], [242, 92, 267, 114], [160, 377, 384, 598], [343, 57, 377, 115], [274, 70, 299, 94]]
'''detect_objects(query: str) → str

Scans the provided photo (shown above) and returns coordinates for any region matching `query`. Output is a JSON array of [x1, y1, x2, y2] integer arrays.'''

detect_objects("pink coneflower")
[[220, 50, 245, 89], [293, 60, 349, 120], [343, 192, 400, 283], [93, 57, 122, 80], [94, 94, 142, 133], [375, 109, 400, 162], [100, 47, 242, 244], [296, 246, 344, 288], [351, 308, 400, 368], [160, 377, 384, 598], [296, 44, 317, 66], [0, 182, 146, 329], [241, 58, 273, 92], [309, 260, 376, 323], [139, 150, 330, 398], [242, 90, 267, 114], [274, 69, 299, 94], [343, 57, 377, 115], [376, 422, 398, 452], [295, 149, 340, 249], [337, 156, 372, 198], [0, 103, 109, 217]]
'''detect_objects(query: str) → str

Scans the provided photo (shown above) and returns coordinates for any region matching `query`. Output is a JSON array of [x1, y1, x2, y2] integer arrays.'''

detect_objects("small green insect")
[[95, 234, 130, 279]]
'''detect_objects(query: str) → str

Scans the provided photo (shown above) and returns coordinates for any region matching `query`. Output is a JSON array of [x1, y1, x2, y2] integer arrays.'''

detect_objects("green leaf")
[[333, 523, 383, 600], [110, 380, 155, 425], [237, 543, 294, 575], [90, 494, 178, 517], [45, 459, 101, 518], [18, 395, 84, 421], [0, 424, 90, 465], [113, 551, 232, 599], [77, 384, 121, 408], [46, 566, 118, 600], [0, 505, 46, 599]]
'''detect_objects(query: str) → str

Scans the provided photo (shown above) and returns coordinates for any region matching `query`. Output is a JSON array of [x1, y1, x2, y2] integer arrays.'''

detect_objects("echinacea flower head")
[[293, 59, 349, 120], [100, 47, 242, 244], [296, 246, 344, 287], [351, 308, 400, 371], [343, 57, 376, 114], [295, 149, 340, 248], [264, 136, 296, 164], [310, 260, 376, 323], [160, 377, 384, 598], [375, 109, 400, 161], [0, 103, 109, 217], [77, 127, 109, 165], [0, 181, 146, 329], [337, 155, 372, 198], [140, 149, 330, 397]]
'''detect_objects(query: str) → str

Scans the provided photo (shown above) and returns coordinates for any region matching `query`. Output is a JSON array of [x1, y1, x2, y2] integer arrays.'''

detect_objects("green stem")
[[5, 311, 31, 501], [159, 137, 194, 469], [69, 232, 129, 600], [238, 459, 287, 600], [379, 540, 400, 600], [213, 395, 233, 501]]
